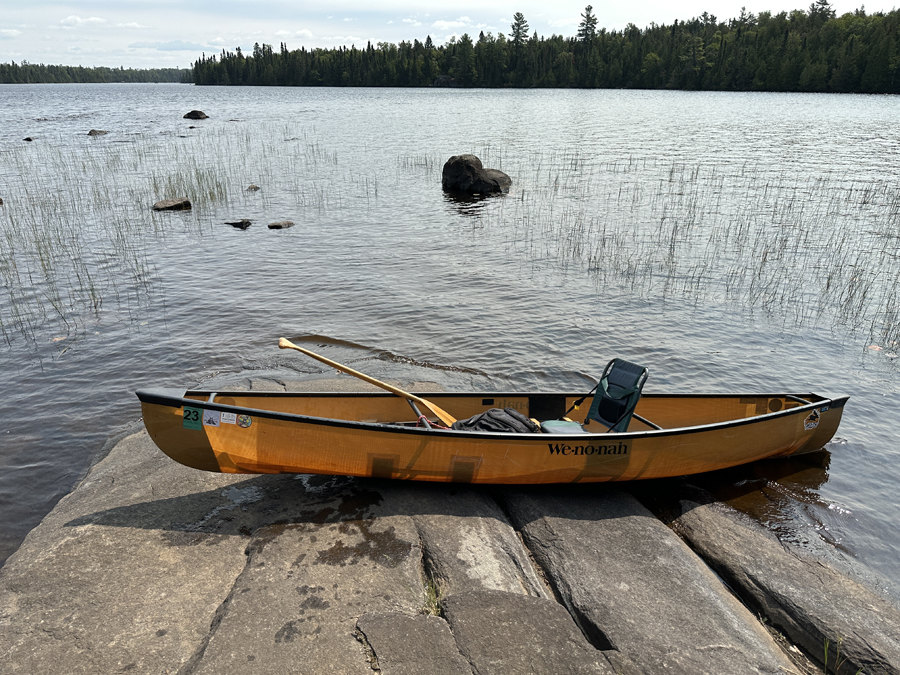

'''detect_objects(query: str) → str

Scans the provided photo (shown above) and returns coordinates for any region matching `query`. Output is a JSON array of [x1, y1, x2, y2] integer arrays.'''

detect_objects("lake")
[[1, 83, 899, 605]]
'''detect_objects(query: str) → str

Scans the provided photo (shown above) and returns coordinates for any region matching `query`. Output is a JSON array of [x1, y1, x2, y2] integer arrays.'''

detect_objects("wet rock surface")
[[184, 110, 209, 119], [1, 378, 897, 674], [152, 197, 192, 211], [267, 220, 294, 229]]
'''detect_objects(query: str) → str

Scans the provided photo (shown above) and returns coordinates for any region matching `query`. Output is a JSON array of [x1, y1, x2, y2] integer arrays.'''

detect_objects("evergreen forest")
[[0, 62, 189, 84], [191, 1, 900, 93]]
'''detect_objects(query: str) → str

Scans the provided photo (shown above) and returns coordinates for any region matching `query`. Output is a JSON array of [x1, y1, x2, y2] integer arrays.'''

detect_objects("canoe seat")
[[542, 358, 649, 434]]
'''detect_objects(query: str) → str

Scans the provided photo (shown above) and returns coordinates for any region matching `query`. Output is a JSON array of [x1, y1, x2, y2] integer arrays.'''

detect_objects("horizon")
[[1, 0, 880, 70]]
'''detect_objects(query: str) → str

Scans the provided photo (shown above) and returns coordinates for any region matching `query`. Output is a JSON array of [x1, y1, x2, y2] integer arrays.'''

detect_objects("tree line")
[[0, 62, 190, 84], [191, 1, 900, 93]]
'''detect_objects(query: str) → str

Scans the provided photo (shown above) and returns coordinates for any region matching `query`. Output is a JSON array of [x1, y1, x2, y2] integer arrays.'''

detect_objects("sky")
[[1, 0, 876, 70]]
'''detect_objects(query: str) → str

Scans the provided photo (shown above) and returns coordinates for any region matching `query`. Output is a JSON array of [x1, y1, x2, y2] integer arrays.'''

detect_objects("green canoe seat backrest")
[[585, 358, 649, 432]]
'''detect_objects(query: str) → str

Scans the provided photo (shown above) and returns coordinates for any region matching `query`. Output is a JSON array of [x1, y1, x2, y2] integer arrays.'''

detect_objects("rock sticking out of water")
[[183, 110, 208, 120], [226, 219, 252, 229], [88, 129, 108, 136], [23, 137, 33, 142], [152, 197, 192, 212], [247, 184, 261, 191], [442, 154, 511, 195], [268, 220, 294, 230]]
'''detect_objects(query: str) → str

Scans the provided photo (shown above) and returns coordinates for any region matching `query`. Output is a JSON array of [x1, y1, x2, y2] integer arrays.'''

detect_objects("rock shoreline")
[[1, 378, 897, 674]]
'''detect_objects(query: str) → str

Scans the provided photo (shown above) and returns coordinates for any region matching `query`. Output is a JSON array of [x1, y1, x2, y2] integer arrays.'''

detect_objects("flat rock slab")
[[674, 499, 900, 675], [267, 220, 294, 229], [394, 485, 548, 598], [503, 487, 798, 675], [191, 488, 425, 674], [442, 589, 614, 674], [357, 611, 472, 675], [152, 197, 192, 211], [0, 429, 254, 674]]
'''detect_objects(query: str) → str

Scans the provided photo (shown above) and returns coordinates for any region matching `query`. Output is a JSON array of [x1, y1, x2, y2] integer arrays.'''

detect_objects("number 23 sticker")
[[183, 407, 202, 430]]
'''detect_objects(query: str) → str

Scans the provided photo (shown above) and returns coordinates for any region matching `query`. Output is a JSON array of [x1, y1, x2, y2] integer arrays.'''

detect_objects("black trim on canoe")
[[136, 388, 849, 442]]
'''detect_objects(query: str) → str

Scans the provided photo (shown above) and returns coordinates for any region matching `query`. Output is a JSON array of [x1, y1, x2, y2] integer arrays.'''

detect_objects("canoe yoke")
[[540, 358, 651, 434]]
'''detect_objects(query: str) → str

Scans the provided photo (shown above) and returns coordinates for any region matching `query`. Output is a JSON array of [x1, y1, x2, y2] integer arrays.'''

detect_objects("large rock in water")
[[183, 110, 208, 120], [442, 154, 511, 195]]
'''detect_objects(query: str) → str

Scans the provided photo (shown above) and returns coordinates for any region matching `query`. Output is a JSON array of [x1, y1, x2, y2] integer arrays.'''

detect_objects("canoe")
[[136, 388, 848, 484]]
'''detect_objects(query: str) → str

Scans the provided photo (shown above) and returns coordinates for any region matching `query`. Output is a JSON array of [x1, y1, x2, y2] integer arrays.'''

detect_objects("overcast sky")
[[1, 0, 874, 70]]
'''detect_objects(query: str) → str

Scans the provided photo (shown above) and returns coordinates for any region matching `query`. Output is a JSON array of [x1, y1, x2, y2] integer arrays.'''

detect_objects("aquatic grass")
[[0, 121, 381, 349], [466, 151, 900, 350]]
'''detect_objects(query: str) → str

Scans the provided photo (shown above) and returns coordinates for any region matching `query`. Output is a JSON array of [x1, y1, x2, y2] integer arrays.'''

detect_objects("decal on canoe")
[[203, 410, 221, 427], [548, 441, 629, 456], [183, 407, 202, 430], [237, 414, 252, 428], [221, 412, 237, 425], [804, 409, 820, 430]]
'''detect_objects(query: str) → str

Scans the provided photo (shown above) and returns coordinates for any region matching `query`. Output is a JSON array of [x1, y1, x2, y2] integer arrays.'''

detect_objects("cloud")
[[128, 40, 207, 51], [403, 18, 422, 26], [0, 29, 22, 39], [116, 22, 150, 29], [59, 16, 106, 27], [321, 35, 363, 44], [432, 17, 471, 30], [275, 29, 314, 39]]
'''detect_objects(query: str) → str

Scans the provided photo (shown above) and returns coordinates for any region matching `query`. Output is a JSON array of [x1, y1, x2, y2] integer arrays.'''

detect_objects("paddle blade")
[[421, 400, 457, 427]]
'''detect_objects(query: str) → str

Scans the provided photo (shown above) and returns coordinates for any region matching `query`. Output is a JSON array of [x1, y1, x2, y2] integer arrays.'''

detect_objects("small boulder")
[[442, 154, 511, 195], [152, 197, 192, 211], [0, 197, 4, 206], [183, 110, 208, 120], [246, 184, 261, 192], [23, 137, 33, 142], [87, 129, 108, 136], [226, 219, 251, 230], [267, 220, 294, 230]]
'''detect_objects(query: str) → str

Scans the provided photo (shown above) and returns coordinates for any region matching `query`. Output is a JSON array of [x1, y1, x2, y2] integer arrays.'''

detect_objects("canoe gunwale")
[[135, 388, 848, 442]]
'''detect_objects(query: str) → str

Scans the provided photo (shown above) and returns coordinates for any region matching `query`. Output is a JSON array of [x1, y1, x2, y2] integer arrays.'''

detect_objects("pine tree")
[[509, 12, 530, 48], [578, 6, 599, 42]]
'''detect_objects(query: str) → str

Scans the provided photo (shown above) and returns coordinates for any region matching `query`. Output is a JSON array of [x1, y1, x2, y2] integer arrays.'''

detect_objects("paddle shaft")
[[278, 338, 457, 425]]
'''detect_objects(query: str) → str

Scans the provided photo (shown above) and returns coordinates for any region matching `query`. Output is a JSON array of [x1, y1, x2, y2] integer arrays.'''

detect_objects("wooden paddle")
[[278, 337, 457, 426]]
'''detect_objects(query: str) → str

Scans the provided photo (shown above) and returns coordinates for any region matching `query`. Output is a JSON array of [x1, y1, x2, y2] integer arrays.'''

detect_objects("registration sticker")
[[203, 410, 221, 427], [221, 412, 237, 425], [183, 407, 202, 430]]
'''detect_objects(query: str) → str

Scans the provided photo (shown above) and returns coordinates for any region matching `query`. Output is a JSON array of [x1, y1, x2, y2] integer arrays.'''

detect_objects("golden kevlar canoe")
[[136, 389, 848, 484]]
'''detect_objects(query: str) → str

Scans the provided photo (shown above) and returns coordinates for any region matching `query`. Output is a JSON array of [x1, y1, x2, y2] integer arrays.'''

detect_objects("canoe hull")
[[137, 390, 847, 484]]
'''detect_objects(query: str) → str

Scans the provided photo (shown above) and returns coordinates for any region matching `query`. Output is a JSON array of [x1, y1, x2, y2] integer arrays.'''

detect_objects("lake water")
[[1, 84, 899, 604]]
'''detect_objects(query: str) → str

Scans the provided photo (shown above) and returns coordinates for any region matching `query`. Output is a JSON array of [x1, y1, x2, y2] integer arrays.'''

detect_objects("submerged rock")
[[183, 110, 208, 120], [267, 220, 294, 230], [226, 219, 251, 230], [87, 129, 108, 136], [442, 154, 511, 195], [152, 197, 192, 211]]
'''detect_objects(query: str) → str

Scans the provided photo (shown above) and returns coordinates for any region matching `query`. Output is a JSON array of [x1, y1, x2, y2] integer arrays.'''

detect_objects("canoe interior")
[[180, 390, 836, 432]]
